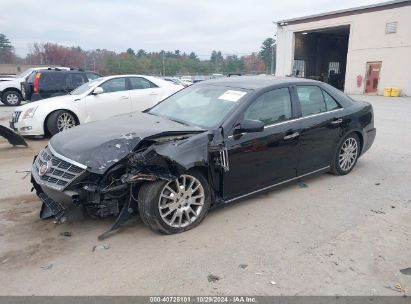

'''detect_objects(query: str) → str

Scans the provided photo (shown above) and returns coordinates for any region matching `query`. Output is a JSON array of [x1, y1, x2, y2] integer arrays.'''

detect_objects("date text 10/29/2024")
[[149, 297, 257, 303]]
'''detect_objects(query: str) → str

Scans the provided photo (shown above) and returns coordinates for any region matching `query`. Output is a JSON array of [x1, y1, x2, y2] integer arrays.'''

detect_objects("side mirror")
[[235, 119, 264, 134], [92, 87, 104, 95]]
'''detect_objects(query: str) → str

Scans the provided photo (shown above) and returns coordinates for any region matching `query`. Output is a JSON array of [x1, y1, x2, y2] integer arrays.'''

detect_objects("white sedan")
[[10, 75, 183, 136]]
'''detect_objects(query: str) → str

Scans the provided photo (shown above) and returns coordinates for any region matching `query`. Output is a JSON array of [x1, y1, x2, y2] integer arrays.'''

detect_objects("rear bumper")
[[362, 128, 376, 154]]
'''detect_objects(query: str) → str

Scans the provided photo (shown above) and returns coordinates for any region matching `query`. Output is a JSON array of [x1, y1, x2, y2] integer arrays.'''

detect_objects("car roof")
[[203, 75, 321, 90], [40, 69, 88, 74]]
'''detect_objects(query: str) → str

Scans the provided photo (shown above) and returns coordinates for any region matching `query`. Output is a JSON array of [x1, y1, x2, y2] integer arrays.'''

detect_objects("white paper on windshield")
[[218, 90, 247, 102]]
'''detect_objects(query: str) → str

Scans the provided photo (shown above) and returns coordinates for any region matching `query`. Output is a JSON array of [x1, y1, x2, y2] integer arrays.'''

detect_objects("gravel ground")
[[0, 95, 410, 295]]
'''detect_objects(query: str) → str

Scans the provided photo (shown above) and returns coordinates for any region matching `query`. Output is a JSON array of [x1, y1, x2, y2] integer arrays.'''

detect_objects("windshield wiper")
[[167, 117, 190, 126]]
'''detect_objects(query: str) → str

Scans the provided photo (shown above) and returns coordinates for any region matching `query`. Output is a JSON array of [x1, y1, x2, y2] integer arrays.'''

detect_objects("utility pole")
[[162, 51, 165, 76]]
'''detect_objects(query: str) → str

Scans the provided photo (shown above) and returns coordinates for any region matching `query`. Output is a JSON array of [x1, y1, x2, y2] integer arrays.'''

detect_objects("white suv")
[[0, 67, 68, 106]]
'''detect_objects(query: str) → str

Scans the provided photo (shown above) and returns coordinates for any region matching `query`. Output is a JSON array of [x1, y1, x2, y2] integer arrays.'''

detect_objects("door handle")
[[283, 132, 299, 140], [120, 96, 129, 99], [331, 118, 343, 126], [149, 92, 159, 95]]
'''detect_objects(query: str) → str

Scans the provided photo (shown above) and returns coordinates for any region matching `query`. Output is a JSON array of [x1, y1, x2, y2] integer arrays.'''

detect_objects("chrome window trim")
[[224, 166, 330, 203], [227, 108, 344, 139], [48, 144, 87, 169]]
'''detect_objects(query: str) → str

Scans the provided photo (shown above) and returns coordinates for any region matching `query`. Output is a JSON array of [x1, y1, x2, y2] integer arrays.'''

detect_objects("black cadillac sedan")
[[31, 76, 376, 236]]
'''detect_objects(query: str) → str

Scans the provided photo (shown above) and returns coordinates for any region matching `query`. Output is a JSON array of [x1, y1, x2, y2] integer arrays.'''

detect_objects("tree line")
[[0, 33, 276, 76]]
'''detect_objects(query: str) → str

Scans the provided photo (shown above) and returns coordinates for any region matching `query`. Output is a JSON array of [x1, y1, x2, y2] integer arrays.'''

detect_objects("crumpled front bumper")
[[32, 175, 86, 222]]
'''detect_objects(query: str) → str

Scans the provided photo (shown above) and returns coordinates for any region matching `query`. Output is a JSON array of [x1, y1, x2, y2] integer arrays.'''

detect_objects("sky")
[[1, 0, 383, 59]]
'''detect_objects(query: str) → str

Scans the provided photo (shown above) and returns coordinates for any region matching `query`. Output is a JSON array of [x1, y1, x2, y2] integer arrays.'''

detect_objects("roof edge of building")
[[276, 0, 411, 26]]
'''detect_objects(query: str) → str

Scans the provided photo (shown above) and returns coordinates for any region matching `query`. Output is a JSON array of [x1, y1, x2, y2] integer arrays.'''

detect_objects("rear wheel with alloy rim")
[[46, 110, 78, 136], [138, 171, 211, 234], [331, 133, 360, 175], [2, 90, 22, 106]]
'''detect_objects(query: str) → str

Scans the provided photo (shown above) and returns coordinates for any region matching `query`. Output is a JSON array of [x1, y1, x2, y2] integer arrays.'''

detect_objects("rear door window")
[[296, 86, 327, 116], [99, 78, 127, 93], [129, 77, 157, 89]]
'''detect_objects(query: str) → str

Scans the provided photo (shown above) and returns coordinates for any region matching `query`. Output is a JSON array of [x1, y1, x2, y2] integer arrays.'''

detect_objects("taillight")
[[34, 72, 41, 93]]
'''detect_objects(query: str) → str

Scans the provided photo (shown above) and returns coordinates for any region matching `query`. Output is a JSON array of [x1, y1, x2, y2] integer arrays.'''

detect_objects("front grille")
[[32, 146, 86, 191], [11, 111, 22, 123]]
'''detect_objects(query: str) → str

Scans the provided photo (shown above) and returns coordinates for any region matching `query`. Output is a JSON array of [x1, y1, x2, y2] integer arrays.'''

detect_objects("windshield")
[[148, 84, 250, 128], [70, 78, 102, 95], [15, 68, 34, 79]]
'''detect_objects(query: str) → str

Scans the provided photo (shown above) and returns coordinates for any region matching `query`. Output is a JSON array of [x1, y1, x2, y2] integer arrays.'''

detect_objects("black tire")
[[330, 133, 360, 175], [138, 170, 211, 234], [2, 90, 22, 106], [46, 110, 78, 136]]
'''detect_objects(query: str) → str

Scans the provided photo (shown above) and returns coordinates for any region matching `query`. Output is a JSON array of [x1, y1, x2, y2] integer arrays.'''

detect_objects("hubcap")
[[338, 137, 358, 171], [6, 93, 19, 104], [57, 113, 76, 131], [158, 175, 205, 228]]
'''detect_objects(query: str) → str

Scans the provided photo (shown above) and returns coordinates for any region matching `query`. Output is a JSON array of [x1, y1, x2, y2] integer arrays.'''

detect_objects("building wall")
[[276, 4, 411, 96], [0, 64, 53, 75]]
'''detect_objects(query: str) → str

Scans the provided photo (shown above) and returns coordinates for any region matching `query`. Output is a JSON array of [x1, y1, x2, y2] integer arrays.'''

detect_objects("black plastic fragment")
[[0, 125, 27, 146]]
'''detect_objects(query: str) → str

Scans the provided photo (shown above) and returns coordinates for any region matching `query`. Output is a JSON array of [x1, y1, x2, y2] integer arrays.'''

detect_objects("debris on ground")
[[394, 283, 407, 294], [40, 263, 53, 270], [1, 257, 10, 264], [207, 274, 220, 283], [391, 205, 396, 209], [0, 125, 28, 146], [375, 182, 381, 186], [92, 244, 110, 252], [270, 281, 276, 285], [255, 272, 263, 275], [239, 264, 248, 269], [298, 181, 308, 188], [400, 268, 411, 275], [370, 209, 385, 214], [60, 231, 72, 237], [15, 170, 30, 179]]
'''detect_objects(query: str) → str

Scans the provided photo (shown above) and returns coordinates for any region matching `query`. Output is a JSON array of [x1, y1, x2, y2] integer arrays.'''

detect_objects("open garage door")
[[293, 25, 350, 91]]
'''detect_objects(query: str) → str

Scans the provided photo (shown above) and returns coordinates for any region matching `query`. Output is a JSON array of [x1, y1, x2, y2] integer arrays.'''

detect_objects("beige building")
[[275, 0, 411, 96], [0, 64, 54, 76]]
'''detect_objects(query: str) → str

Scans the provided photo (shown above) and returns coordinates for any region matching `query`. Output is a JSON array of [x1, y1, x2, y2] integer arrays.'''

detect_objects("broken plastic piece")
[[298, 181, 308, 188], [207, 274, 220, 283], [0, 125, 27, 146], [400, 268, 411, 275], [40, 263, 53, 270]]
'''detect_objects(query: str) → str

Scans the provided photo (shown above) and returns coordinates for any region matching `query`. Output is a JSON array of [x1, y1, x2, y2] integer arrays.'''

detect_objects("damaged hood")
[[49, 112, 205, 174]]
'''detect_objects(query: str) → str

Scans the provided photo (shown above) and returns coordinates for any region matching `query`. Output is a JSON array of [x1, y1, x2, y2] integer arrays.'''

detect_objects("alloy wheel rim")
[[338, 137, 358, 171], [158, 175, 205, 228], [6, 93, 19, 104], [57, 113, 76, 131]]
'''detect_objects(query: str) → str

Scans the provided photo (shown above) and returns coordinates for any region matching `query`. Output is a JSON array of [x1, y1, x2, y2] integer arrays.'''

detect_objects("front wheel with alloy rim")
[[331, 133, 360, 175], [138, 171, 211, 234], [46, 110, 78, 136], [2, 90, 22, 106]]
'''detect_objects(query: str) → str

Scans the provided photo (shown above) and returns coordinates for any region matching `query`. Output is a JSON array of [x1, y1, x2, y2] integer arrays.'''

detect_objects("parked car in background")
[[163, 77, 189, 87], [21, 68, 101, 102], [180, 76, 193, 86], [0, 67, 69, 106], [10, 75, 183, 136], [29, 76, 375, 235]]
